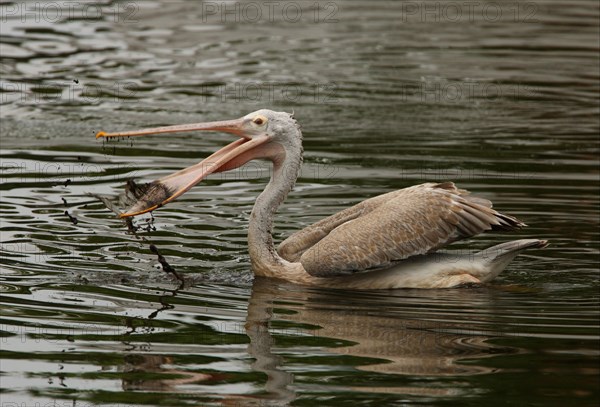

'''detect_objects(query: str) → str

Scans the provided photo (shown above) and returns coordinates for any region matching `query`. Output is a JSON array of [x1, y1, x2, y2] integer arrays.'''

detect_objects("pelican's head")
[[96, 109, 302, 217], [240, 109, 300, 138]]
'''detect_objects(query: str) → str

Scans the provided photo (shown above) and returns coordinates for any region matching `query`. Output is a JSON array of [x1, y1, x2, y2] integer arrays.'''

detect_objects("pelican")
[[96, 109, 547, 289]]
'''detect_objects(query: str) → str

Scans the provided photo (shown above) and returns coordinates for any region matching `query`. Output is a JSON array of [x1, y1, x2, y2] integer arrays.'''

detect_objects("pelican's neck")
[[248, 147, 302, 277]]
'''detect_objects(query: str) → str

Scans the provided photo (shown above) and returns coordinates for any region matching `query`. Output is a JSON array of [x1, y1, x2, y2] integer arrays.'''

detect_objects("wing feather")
[[280, 182, 524, 277], [277, 189, 402, 262]]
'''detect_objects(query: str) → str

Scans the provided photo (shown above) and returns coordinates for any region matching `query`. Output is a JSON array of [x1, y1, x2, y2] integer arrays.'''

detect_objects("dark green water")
[[1, 1, 599, 406]]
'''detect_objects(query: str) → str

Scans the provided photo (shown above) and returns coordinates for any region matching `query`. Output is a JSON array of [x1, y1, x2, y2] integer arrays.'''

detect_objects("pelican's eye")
[[252, 115, 267, 126]]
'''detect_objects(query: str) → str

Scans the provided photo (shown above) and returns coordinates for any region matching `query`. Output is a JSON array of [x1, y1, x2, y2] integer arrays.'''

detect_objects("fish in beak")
[[96, 114, 274, 217]]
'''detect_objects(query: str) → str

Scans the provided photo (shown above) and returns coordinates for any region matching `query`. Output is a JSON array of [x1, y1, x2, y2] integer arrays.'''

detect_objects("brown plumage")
[[278, 182, 524, 277]]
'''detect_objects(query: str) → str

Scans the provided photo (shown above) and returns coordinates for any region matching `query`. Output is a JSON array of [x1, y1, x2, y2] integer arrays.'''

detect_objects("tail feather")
[[476, 239, 548, 282]]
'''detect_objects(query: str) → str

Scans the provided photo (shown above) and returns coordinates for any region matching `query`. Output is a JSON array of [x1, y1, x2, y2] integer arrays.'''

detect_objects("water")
[[1, 0, 599, 405]]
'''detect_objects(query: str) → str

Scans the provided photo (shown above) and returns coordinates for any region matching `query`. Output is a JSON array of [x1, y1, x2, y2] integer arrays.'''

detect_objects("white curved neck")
[[248, 150, 301, 277]]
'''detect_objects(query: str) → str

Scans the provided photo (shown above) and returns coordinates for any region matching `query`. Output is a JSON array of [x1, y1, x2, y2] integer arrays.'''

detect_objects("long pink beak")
[[96, 118, 271, 217]]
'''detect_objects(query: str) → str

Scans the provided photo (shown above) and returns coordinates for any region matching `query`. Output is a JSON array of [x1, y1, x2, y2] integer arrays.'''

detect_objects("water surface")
[[1, 1, 599, 406]]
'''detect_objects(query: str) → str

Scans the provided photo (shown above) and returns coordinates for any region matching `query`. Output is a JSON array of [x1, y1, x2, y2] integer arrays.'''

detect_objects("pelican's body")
[[97, 109, 546, 289]]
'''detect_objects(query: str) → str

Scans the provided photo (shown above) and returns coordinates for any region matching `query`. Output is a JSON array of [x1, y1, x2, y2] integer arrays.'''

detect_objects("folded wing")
[[278, 182, 524, 277]]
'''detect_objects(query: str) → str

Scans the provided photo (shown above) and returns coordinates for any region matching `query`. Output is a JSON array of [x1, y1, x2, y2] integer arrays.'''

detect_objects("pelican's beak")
[[96, 117, 272, 217]]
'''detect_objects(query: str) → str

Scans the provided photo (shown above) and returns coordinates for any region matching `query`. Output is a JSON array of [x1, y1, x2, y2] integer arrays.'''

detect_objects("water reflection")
[[121, 354, 212, 392], [1, 271, 597, 405], [244, 278, 520, 401], [96, 277, 520, 404]]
